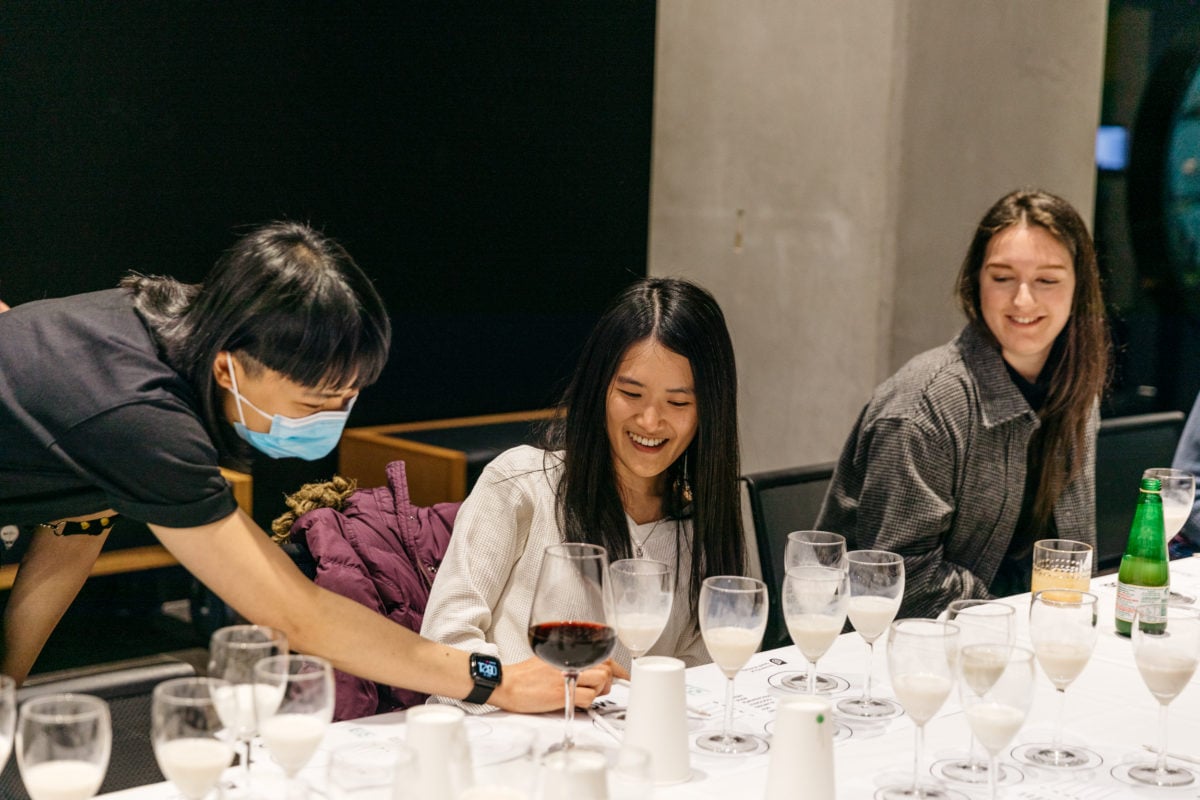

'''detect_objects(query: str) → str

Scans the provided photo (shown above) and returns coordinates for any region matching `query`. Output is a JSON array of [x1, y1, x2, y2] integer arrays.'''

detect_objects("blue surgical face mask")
[[226, 354, 355, 460]]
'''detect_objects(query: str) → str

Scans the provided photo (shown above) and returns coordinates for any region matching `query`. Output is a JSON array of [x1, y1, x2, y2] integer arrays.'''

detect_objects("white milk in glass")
[[703, 626, 763, 678], [785, 613, 843, 662], [891, 673, 953, 724], [847, 596, 900, 642], [21, 760, 104, 800], [965, 702, 1026, 754], [259, 713, 326, 774], [155, 738, 234, 800]]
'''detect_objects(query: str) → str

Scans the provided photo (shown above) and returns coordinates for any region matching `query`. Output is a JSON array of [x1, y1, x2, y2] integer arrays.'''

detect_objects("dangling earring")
[[676, 452, 693, 505]]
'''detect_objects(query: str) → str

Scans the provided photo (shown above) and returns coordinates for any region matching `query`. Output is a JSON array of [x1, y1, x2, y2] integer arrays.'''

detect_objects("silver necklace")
[[631, 518, 666, 558]]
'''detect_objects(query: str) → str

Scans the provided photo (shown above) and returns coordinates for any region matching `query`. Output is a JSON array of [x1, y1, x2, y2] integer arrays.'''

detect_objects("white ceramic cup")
[[621, 656, 691, 784], [405, 704, 474, 798], [764, 695, 835, 800]]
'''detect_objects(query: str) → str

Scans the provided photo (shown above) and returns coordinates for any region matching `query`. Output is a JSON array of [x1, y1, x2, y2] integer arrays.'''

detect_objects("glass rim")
[[544, 542, 608, 560], [1032, 539, 1092, 554], [845, 549, 904, 565], [701, 574, 766, 593], [786, 530, 845, 545], [254, 653, 331, 677], [1142, 467, 1193, 479], [889, 618, 959, 638], [18, 692, 109, 723], [152, 676, 230, 703], [1031, 588, 1098, 607], [609, 557, 670, 574], [946, 598, 1016, 616], [209, 623, 288, 646]]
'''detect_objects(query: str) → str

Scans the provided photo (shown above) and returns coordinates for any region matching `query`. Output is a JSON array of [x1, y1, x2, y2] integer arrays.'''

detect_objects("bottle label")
[[1114, 582, 1170, 623]]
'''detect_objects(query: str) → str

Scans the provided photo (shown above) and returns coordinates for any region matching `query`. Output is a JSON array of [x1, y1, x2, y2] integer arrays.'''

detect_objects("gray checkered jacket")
[[816, 324, 1097, 619]]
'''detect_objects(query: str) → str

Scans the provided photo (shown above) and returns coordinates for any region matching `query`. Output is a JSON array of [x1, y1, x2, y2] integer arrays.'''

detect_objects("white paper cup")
[[405, 704, 474, 798], [621, 656, 691, 784], [540, 748, 609, 800], [765, 695, 835, 800]]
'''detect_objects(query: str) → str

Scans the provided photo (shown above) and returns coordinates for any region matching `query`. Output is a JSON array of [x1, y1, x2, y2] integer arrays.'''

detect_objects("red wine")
[[528, 621, 616, 671]]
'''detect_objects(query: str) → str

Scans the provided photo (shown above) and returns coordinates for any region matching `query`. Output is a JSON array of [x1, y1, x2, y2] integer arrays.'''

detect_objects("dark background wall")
[[0, 2, 657, 523]]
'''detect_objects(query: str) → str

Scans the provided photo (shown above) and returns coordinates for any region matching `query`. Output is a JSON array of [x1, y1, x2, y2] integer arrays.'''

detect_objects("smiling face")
[[978, 223, 1076, 382], [605, 338, 699, 503]]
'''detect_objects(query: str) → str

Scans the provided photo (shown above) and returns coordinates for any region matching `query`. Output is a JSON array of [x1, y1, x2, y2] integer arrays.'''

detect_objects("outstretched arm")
[[151, 509, 610, 712]]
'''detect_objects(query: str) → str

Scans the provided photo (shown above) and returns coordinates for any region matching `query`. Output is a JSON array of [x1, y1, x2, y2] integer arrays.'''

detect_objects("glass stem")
[[1156, 702, 1170, 775], [242, 739, 253, 787], [911, 723, 925, 794], [807, 659, 818, 694], [1051, 688, 1066, 750], [967, 733, 984, 769], [862, 640, 875, 702], [722, 675, 736, 741], [987, 754, 998, 800], [563, 671, 578, 750]]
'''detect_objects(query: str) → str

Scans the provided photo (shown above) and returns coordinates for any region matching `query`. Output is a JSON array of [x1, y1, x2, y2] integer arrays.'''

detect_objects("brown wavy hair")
[[956, 189, 1110, 531]]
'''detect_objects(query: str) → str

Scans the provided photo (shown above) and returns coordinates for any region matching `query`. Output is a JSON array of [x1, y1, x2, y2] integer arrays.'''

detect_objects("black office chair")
[[742, 462, 838, 650], [1095, 411, 1188, 573], [0, 652, 202, 799]]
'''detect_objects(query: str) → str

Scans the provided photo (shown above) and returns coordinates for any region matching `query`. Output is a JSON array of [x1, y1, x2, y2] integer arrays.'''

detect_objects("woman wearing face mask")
[[421, 277, 746, 710], [0, 222, 611, 713], [816, 189, 1110, 619]]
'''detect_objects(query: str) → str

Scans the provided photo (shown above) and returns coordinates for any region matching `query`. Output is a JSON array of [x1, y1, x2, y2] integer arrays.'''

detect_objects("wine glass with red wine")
[[528, 542, 616, 752]]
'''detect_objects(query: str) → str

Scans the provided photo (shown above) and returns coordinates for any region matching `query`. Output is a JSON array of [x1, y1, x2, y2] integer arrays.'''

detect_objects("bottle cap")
[[1140, 477, 1162, 492]]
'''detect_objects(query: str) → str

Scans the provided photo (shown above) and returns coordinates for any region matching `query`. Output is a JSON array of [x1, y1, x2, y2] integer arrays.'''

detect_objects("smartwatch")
[[465, 652, 502, 705]]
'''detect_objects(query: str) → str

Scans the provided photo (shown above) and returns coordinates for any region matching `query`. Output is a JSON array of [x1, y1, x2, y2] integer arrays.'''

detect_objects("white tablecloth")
[[101, 557, 1200, 799]]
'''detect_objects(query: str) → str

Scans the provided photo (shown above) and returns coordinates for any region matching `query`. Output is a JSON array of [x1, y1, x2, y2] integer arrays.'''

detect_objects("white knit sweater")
[[420, 445, 708, 711]]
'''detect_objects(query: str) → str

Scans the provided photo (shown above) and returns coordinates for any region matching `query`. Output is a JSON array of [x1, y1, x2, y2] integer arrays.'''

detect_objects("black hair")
[[541, 277, 744, 618], [121, 221, 391, 465]]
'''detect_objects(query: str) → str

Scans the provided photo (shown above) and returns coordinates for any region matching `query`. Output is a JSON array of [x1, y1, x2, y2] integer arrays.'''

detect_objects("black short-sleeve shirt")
[[0, 289, 237, 527]]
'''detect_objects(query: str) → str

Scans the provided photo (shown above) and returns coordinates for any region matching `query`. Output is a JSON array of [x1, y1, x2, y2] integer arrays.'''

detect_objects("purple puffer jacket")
[[288, 460, 460, 721]]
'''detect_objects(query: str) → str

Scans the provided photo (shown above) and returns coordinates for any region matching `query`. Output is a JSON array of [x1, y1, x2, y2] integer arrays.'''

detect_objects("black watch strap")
[[465, 652, 502, 705]]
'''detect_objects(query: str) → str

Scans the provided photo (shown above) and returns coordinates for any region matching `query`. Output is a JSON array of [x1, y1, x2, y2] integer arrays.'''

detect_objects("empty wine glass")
[[16, 693, 111, 800], [837, 550, 905, 720], [1030, 540, 1092, 595], [1121, 603, 1200, 787], [609, 558, 674, 661], [327, 740, 418, 800], [1013, 590, 1101, 769], [959, 645, 1035, 800], [785, 530, 847, 569], [527, 543, 616, 753], [152, 677, 236, 800], [696, 575, 769, 754], [879, 620, 963, 800], [935, 600, 1018, 786], [254, 654, 335, 796], [207, 624, 288, 791], [0, 675, 14, 770]]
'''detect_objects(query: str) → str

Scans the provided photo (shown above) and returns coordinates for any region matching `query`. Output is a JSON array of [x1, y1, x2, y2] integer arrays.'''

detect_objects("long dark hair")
[[541, 277, 744, 617], [956, 189, 1110, 530], [121, 222, 391, 466]]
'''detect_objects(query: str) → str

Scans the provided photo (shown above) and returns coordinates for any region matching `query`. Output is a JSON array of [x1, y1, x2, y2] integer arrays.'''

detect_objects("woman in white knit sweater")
[[421, 277, 746, 711]]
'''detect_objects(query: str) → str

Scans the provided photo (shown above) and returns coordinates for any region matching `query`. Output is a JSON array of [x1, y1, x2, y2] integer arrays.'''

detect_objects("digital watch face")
[[474, 656, 501, 682]]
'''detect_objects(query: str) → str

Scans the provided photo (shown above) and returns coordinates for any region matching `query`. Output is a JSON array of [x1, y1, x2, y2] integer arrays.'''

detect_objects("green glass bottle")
[[1114, 476, 1170, 636]]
